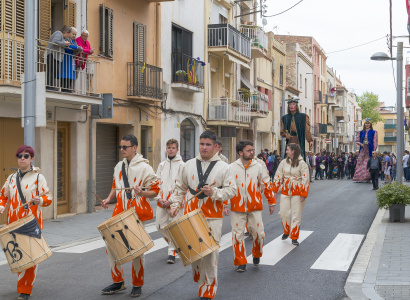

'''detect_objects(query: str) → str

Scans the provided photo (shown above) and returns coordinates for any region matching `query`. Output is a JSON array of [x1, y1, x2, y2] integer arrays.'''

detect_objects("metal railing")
[[208, 98, 251, 124], [208, 24, 251, 59], [240, 25, 268, 52], [171, 53, 204, 88], [384, 123, 397, 129], [127, 62, 163, 100], [238, 91, 269, 113], [0, 32, 101, 96]]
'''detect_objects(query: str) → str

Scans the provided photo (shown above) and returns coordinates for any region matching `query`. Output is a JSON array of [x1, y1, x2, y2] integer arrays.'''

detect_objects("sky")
[[259, 0, 408, 107]]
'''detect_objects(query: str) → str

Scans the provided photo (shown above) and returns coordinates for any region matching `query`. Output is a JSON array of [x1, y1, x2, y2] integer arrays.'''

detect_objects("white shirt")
[[403, 154, 409, 168]]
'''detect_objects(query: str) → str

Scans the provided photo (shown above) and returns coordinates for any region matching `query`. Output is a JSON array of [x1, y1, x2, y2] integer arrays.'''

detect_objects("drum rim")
[[0, 214, 35, 236], [97, 207, 136, 230], [164, 208, 203, 231], [10, 248, 52, 273]]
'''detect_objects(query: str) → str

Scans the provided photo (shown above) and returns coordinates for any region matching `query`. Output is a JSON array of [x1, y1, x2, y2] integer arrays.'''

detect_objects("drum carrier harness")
[[188, 159, 220, 199]]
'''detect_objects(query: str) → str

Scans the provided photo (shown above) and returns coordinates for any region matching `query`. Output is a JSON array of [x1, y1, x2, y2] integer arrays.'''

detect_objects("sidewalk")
[[345, 205, 410, 300]]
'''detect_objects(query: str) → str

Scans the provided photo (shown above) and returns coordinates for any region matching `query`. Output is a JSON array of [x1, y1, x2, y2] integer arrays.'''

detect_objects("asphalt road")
[[0, 178, 379, 300]]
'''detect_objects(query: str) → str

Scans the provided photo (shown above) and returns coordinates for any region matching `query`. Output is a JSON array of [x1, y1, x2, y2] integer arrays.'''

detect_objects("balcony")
[[0, 32, 101, 104], [314, 123, 327, 135], [238, 91, 269, 118], [327, 94, 337, 105], [208, 98, 251, 127], [384, 136, 397, 143], [384, 123, 397, 129], [171, 53, 204, 93], [334, 108, 348, 119], [127, 62, 163, 101], [240, 25, 268, 58], [314, 90, 322, 104], [208, 24, 251, 62]]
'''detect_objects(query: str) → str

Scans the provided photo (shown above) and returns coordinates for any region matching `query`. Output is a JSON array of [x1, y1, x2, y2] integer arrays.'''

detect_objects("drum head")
[[320, 164, 325, 170]]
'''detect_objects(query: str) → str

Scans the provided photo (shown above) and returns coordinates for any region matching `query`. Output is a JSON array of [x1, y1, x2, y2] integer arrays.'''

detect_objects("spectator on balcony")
[[353, 119, 378, 183], [75, 29, 94, 71], [59, 27, 83, 93], [46, 25, 71, 89], [280, 97, 313, 160]]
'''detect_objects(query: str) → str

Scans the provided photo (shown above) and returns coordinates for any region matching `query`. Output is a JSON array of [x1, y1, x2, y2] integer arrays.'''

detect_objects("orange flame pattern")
[[290, 225, 300, 240], [252, 233, 264, 258], [281, 219, 290, 235], [233, 233, 246, 265], [200, 277, 216, 298], [17, 265, 37, 294], [132, 259, 144, 286], [111, 263, 124, 283], [193, 266, 200, 282]]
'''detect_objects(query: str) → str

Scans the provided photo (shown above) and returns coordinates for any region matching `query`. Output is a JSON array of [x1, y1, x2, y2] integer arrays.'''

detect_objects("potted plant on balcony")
[[251, 102, 259, 111], [238, 88, 250, 100], [175, 70, 187, 82], [231, 100, 240, 107], [376, 182, 410, 223]]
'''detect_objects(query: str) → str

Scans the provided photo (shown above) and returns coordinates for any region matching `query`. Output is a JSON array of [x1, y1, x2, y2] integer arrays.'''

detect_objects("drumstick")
[[174, 182, 216, 214], [11, 191, 48, 213], [114, 186, 151, 191], [92, 191, 104, 204]]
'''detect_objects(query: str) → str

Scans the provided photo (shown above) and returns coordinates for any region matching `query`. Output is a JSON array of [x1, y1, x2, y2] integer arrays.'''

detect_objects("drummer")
[[228, 140, 276, 272], [169, 130, 236, 300], [155, 139, 185, 264], [0, 145, 52, 300], [101, 134, 159, 298]]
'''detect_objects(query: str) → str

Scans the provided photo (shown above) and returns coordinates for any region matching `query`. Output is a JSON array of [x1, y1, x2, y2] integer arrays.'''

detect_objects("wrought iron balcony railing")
[[208, 24, 251, 59], [171, 53, 204, 88], [240, 25, 268, 52], [127, 62, 163, 100]]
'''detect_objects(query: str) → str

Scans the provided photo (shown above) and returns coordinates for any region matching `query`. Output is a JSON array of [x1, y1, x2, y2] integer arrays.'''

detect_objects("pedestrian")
[[337, 154, 345, 179], [215, 140, 229, 164], [328, 152, 334, 179], [45, 25, 71, 89], [59, 27, 83, 92], [383, 151, 391, 184], [0, 145, 53, 300], [321, 152, 328, 179], [312, 152, 316, 179], [391, 163, 396, 181], [272, 143, 310, 246], [280, 97, 313, 160], [155, 139, 185, 264], [267, 152, 275, 181], [75, 29, 95, 93], [169, 130, 236, 300], [315, 153, 323, 180], [347, 152, 355, 179], [367, 151, 382, 190], [403, 150, 410, 181], [353, 119, 378, 182], [306, 151, 313, 182], [101, 134, 160, 297], [228, 140, 276, 272]]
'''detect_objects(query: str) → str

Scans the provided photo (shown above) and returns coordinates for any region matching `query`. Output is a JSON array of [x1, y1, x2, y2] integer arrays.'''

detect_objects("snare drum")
[[164, 208, 219, 267], [0, 214, 52, 273], [98, 207, 154, 265]]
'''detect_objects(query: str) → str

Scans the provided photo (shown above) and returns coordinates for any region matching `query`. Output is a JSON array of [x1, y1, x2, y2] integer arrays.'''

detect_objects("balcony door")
[[57, 122, 70, 215], [171, 24, 192, 83]]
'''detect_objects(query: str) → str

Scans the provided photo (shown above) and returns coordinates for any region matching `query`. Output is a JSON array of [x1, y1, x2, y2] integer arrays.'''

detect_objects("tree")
[[357, 92, 384, 124]]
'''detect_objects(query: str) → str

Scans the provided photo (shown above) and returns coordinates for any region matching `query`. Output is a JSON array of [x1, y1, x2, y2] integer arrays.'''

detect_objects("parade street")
[[0, 178, 378, 300]]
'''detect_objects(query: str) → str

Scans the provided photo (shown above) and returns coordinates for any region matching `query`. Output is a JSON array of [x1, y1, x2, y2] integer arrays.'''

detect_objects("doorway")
[[180, 119, 195, 162], [57, 122, 70, 215]]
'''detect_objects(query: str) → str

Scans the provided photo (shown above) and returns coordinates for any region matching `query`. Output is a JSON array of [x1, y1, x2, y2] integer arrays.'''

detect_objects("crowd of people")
[[45, 25, 94, 92]]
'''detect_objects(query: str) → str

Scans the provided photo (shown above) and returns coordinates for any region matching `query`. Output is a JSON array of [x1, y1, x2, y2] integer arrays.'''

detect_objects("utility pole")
[[396, 42, 404, 184], [24, 0, 37, 150]]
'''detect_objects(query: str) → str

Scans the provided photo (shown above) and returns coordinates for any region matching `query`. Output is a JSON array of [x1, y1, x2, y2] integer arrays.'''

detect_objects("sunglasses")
[[118, 146, 133, 150], [17, 154, 30, 159]]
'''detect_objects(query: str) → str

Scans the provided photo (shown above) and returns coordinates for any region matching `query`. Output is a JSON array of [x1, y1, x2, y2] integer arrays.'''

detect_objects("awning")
[[226, 54, 250, 70], [240, 72, 257, 92]]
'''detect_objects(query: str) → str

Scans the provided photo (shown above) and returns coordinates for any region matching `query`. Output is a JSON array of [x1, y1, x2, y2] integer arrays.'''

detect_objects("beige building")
[[375, 105, 397, 154]]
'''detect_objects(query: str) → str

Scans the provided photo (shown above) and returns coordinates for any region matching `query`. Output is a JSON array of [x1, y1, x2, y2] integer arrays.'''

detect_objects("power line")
[[263, 0, 304, 18], [327, 35, 387, 54]]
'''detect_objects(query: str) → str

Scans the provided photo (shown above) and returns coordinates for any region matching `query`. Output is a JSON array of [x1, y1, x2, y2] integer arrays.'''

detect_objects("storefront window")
[[180, 119, 195, 162]]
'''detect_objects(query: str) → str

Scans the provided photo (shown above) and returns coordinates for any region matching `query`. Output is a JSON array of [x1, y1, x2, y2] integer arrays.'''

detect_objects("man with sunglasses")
[[101, 134, 159, 298], [0, 145, 52, 300], [169, 130, 236, 300]]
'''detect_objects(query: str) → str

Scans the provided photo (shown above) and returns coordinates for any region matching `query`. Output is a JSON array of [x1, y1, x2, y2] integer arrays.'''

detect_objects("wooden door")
[[0, 117, 24, 224], [57, 123, 70, 215]]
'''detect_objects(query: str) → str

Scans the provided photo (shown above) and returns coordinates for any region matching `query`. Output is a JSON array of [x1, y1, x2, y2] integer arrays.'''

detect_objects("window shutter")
[[99, 3, 105, 56], [4, 0, 13, 32], [68, 0, 76, 28], [107, 7, 113, 58], [38, 0, 51, 41], [15, 0, 24, 37], [133, 22, 146, 63]]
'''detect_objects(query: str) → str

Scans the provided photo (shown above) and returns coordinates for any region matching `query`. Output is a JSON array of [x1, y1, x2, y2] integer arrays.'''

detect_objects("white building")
[[160, 0, 205, 161]]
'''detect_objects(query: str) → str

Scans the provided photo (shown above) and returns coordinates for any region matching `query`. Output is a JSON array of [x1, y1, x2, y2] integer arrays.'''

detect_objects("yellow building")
[[86, 0, 167, 202], [374, 105, 397, 154]]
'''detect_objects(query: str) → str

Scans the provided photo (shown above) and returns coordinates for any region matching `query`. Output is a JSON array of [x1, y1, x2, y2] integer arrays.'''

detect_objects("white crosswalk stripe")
[[310, 233, 364, 271], [246, 231, 313, 265]]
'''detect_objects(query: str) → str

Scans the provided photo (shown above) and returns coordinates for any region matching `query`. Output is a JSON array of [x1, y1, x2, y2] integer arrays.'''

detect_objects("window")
[[300, 74, 302, 88], [385, 119, 397, 124], [385, 132, 397, 137], [99, 4, 113, 58], [305, 78, 307, 97], [180, 119, 196, 162], [279, 64, 283, 85], [172, 24, 193, 82]]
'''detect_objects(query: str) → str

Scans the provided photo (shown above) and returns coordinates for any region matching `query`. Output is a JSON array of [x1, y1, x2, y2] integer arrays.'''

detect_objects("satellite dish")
[[262, 18, 267, 26]]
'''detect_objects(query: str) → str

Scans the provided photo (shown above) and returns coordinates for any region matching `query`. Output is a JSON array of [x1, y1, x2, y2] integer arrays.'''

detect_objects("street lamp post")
[[371, 42, 404, 184]]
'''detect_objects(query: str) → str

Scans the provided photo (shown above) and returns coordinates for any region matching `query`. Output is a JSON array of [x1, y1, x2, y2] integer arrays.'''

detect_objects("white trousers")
[[155, 205, 183, 256], [279, 195, 305, 240]]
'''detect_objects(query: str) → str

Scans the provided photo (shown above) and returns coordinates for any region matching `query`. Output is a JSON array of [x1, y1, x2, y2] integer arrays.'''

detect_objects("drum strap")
[[188, 160, 218, 199], [16, 172, 28, 209], [122, 162, 133, 200]]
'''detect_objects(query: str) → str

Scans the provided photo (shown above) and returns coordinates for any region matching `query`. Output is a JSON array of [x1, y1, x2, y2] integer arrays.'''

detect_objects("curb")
[[344, 208, 387, 300]]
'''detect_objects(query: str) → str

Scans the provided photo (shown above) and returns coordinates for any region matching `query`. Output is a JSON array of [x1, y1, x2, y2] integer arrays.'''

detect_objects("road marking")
[[310, 233, 364, 271], [246, 230, 313, 265], [55, 239, 106, 253]]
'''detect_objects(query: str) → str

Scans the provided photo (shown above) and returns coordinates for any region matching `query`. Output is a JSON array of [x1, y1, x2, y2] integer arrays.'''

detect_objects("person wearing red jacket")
[[227, 140, 276, 272], [101, 134, 159, 298], [0, 145, 52, 300]]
